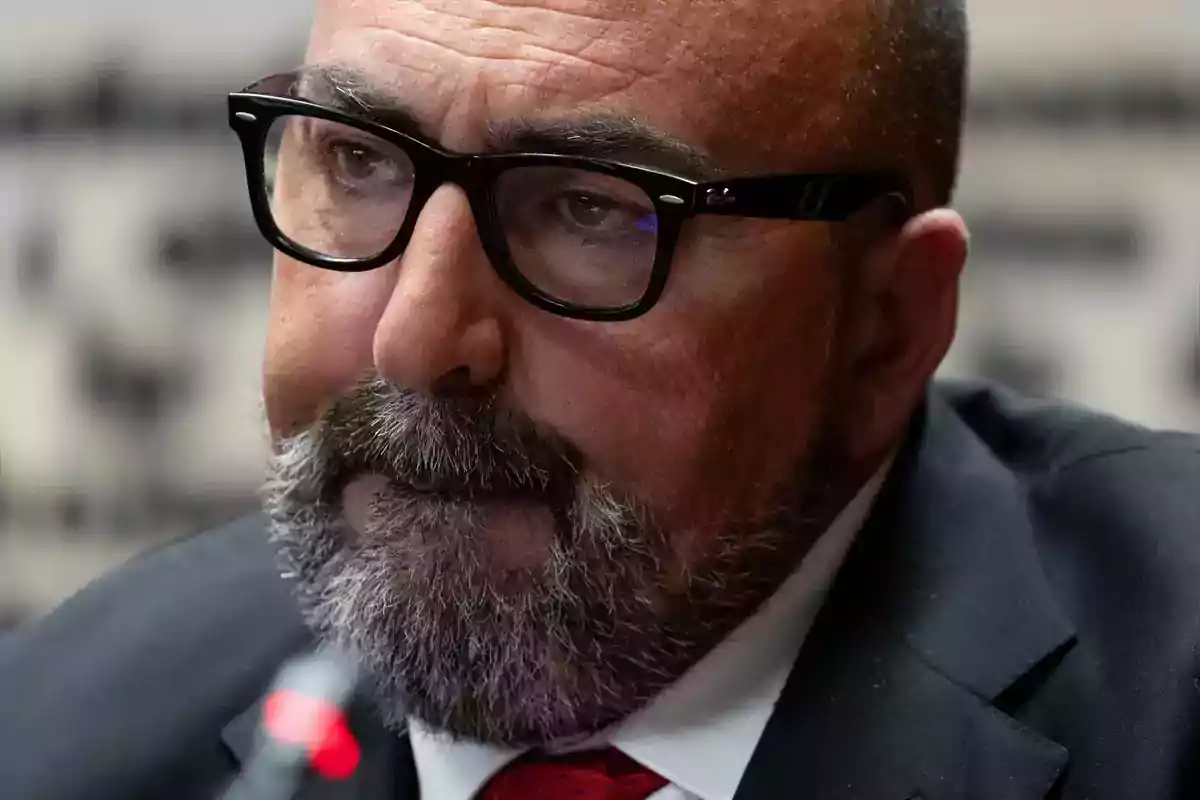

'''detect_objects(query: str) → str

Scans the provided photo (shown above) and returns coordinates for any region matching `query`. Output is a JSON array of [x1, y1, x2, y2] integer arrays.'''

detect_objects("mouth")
[[400, 471, 512, 498], [332, 465, 568, 512], [326, 439, 580, 504], [338, 470, 567, 568]]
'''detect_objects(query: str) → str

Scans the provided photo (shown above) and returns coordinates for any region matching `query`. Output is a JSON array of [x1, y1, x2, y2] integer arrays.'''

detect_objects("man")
[[2, 0, 1197, 798]]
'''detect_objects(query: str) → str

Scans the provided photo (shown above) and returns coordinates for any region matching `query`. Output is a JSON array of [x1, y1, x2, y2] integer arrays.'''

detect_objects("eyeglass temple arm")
[[691, 174, 911, 222]]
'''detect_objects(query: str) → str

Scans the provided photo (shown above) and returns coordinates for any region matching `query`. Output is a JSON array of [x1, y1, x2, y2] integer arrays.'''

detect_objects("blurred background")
[[1, 0, 1197, 629]]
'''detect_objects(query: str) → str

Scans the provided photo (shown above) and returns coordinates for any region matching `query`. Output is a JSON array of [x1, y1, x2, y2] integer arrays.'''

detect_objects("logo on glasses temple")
[[705, 181, 836, 215], [795, 181, 833, 216], [704, 187, 737, 207]]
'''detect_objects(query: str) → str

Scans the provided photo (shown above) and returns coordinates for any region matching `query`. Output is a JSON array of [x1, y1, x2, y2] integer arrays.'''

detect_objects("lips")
[[338, 468, 570, 553], [321, 425, 579, 513], [336, 465, 556, 509], [400, 470, 489, 497], [341, 473, 390, 536]]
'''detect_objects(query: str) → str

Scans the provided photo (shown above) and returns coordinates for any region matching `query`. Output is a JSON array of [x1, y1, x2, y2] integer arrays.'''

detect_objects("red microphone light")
[[262, 689, 361, 780]]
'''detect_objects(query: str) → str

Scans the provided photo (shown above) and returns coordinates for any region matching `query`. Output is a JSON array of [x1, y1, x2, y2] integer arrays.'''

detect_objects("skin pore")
[[262, 0, 968, 745]]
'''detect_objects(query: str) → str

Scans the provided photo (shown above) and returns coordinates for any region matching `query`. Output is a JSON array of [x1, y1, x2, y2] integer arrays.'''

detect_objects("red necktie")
[[479, 747, 669, 800]]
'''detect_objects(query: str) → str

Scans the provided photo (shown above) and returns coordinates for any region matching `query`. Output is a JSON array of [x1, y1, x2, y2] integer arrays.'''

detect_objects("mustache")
[[307, 377, 583, 497]]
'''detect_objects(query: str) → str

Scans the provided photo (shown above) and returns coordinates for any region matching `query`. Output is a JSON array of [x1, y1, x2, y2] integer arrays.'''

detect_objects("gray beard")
[[262, 377, 833, 747]]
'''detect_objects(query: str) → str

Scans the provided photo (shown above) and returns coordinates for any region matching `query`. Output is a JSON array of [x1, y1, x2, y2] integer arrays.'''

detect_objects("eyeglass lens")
[[263, 115, 662, 310]]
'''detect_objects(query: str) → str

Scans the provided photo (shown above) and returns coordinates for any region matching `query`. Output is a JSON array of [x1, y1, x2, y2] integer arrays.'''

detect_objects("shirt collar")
[[408, 462, 891, 800]]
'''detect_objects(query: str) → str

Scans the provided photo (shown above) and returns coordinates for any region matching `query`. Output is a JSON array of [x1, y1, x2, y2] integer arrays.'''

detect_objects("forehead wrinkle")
[[472, 0, 636, 26], [355, 19, 639, 89], [335, 1, 656, 97], [409, 0, 624, 43]]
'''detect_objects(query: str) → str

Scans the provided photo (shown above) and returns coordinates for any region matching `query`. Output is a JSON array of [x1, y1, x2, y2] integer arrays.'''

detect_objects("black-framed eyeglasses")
[[229, 72, 912, 322]]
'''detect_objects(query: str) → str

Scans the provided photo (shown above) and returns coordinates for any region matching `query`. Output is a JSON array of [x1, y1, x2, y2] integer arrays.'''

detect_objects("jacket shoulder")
[[939, 379, 1200, 589], [0, 516, 311, 798], [936, 378, 1197, 469], [938, 381, 1200, 794]]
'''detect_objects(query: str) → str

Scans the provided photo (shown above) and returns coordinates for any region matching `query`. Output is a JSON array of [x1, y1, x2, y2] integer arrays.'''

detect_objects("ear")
[[835, 209, 969, 464]]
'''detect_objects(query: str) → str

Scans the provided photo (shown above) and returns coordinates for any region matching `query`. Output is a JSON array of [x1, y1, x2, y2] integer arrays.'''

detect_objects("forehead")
[[306, 0, 870, 169]]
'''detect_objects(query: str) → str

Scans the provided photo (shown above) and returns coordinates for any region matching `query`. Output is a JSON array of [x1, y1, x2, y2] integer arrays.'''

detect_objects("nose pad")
[[372, 184, 506, 394]]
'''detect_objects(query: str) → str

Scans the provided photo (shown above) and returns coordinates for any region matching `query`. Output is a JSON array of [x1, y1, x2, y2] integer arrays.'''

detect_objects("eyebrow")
[[293, 63, 720, 179]]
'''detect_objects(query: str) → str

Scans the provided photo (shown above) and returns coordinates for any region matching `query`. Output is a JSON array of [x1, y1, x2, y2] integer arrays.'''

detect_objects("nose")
[[373, 184, 506, 394]]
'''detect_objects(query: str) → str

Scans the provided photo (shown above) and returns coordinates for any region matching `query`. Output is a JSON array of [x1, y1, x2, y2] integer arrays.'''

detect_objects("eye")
[[557, 192, 620, 229], [555, 192, 657, 236], [325, 140, 406, 191]]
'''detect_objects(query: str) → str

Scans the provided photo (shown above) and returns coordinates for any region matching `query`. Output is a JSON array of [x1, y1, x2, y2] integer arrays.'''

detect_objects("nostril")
[[431, 365, 486, 399]]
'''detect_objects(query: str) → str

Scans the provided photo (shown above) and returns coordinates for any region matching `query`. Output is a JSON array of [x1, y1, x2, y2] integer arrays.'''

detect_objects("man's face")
[[262, 0, 931, 745]]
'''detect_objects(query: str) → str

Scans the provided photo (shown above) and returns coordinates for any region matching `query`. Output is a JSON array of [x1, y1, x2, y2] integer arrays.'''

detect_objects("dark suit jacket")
[[2, 381, 1198, 800]]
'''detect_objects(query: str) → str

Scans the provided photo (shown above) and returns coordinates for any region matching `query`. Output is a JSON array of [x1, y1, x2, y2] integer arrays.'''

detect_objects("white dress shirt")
[[408, 463, 891, 800]]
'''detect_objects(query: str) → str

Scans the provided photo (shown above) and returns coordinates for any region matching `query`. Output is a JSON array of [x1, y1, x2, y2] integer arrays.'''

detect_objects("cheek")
[[682, 305, 840, 529], [515, 335, 716, 523], [513, 261, 840, 531], [263, 258, 392, 436], [677, 228, 845, 490]]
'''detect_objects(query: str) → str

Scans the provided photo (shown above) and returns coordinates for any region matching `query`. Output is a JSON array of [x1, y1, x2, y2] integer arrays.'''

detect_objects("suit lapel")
[[732, 606, 1070, 800], [735, 391, 1076, 800], [221, 683, 418, 800]]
